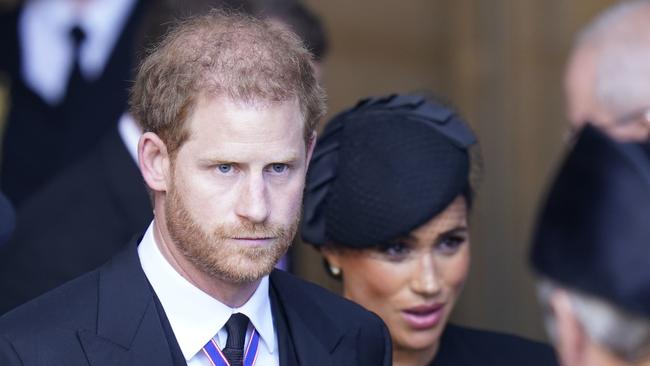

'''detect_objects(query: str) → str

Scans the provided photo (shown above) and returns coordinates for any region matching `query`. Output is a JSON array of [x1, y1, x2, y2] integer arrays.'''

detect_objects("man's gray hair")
[[537, 278, 650, 362], [574, 0, 650, 118]]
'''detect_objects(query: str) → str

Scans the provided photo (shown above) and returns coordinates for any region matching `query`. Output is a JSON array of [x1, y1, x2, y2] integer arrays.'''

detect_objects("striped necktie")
[[202, 313, 261, 366], [222, 313, 248, 366]]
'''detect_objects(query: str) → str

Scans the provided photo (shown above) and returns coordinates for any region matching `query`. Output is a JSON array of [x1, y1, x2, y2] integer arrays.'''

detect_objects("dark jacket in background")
[[0, 127, 151, 315], [431, 324, 558, 365]]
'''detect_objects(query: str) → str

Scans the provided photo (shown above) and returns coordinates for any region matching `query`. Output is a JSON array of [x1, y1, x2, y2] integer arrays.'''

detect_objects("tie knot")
[[225, 313, 249, 349], [69, 25, 86, 50]]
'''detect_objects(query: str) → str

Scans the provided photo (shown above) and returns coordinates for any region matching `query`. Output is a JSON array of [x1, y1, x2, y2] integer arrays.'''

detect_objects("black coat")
[[0, 127, 151, 315], [431, 324, 558, 365], [0, 241, 392, 366]]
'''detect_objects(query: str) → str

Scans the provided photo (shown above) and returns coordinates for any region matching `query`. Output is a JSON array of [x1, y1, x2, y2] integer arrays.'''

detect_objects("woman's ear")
[[321, 246, 343, 277], [138, 132, 171, 192]]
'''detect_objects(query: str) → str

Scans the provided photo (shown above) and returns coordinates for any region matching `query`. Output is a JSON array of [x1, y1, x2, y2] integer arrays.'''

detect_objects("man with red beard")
[[0, 10, 392, 366]]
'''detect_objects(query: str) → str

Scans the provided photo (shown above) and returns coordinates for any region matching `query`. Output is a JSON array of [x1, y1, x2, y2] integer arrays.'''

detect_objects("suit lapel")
[[78, 241, 176, 366], [270, 270, 346, 366]]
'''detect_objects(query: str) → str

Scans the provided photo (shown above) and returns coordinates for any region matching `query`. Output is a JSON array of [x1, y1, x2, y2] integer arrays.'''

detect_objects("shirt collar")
[[138, 221, 277, 362], [117, 112, 141, 164]]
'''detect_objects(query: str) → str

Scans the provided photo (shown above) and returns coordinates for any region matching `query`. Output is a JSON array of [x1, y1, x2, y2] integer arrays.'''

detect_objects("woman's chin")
[[395, 320, 447, 352]]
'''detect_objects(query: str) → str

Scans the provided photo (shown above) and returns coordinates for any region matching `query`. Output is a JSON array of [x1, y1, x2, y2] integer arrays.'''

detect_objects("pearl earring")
[[329, 266, 341, 276]]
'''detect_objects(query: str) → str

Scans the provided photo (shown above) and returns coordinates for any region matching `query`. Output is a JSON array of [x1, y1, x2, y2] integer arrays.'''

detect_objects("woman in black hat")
[[301, 94, 557, 366]]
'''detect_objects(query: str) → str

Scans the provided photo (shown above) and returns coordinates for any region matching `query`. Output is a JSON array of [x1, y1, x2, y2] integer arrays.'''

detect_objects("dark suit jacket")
[[0, 127, 151, 315], [431, 324, 558, 365], [0, 241, 392, 365]]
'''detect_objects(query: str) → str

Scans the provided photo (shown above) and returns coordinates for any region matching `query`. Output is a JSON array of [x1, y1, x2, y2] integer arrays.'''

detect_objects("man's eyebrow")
[[197, 154, 302, 165]]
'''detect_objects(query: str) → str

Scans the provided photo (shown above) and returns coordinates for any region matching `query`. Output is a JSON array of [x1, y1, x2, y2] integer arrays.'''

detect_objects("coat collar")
[[78, 244, 351, 366], [78, 240, 177, 366], [269, 270, 347, 366]]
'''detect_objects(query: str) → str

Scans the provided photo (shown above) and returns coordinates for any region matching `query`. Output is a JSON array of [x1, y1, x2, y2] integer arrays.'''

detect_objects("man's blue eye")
[[217, 164, 232, 173], [271, 164, 288, 173]]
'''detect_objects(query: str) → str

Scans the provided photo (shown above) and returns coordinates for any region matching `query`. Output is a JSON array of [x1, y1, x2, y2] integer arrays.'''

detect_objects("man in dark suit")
[[0, 0, 329, 315], [0, 10, 391, 366]]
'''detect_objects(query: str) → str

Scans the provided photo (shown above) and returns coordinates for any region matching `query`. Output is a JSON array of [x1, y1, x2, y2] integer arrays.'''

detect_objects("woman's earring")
[[329, 265, 341, 276]]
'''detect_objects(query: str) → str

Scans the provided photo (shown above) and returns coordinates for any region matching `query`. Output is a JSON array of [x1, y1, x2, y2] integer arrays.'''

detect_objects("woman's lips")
[[401, 303, 445, 330]]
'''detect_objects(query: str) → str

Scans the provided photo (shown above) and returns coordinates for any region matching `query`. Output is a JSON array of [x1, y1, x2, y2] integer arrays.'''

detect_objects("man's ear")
[[551, 289, 588, 366], [138, 132, 171, 192], [305, 131, 317, 171]]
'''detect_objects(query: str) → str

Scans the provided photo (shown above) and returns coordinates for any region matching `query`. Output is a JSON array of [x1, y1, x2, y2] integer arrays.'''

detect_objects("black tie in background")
[[223, 313, 249, 366], [66, 25, 87, 100]]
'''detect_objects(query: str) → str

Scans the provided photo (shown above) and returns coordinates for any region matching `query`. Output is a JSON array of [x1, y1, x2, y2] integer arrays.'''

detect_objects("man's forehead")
[[198, 92, 302, 111], [189, 93, 301, 124], [179, 94, 307, 154]]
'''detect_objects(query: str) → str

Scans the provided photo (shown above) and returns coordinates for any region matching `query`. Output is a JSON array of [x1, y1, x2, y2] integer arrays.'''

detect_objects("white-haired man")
[[565, 0, 650, 142]]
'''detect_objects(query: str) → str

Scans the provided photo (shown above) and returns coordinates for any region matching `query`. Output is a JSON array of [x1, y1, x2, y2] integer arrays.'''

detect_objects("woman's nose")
[[410, 253, 442, 297]]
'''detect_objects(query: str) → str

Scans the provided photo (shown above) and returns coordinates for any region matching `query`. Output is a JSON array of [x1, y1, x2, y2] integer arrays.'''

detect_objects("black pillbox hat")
[[301, 94, 476, 248], [531, 125, 650, 317]]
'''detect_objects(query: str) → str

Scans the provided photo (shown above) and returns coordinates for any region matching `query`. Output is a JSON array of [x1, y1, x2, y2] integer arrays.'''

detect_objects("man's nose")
[[234, 173, 270, 223]]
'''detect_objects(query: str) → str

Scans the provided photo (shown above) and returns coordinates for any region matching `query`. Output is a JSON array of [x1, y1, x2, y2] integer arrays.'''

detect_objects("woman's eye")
[[270, 163, 288, 173], [437, 234, 466, 254], [217, 164, 233, 174], [377, 242, 411, 261]]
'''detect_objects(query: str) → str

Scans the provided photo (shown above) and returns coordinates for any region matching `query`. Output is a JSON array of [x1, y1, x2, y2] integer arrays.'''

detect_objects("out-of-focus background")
[[0, 0, 617, 341]]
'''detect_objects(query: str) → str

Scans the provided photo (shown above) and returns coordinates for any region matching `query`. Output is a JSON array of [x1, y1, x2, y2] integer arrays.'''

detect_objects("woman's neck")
[[393, 342, 440, 366]]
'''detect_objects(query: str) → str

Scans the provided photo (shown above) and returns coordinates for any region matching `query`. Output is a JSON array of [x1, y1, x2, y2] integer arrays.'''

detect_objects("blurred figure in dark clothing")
[[532, 126, 650, 366], [0, 0, 148, 206]]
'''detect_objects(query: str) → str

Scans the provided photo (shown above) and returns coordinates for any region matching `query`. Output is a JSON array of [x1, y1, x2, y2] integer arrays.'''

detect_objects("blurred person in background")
[[0, 0, 327, 314], [301, 93, 558, 366], [565, 0, 650, 142], [0, 0, 166, 315], [531, 125, 650, 366], [0, 0, 148, 206]]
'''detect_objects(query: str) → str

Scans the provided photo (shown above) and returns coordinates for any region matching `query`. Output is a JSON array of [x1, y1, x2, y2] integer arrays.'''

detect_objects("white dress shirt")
[[138, 222, 280, 366], [20, 0, 137, 105]]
